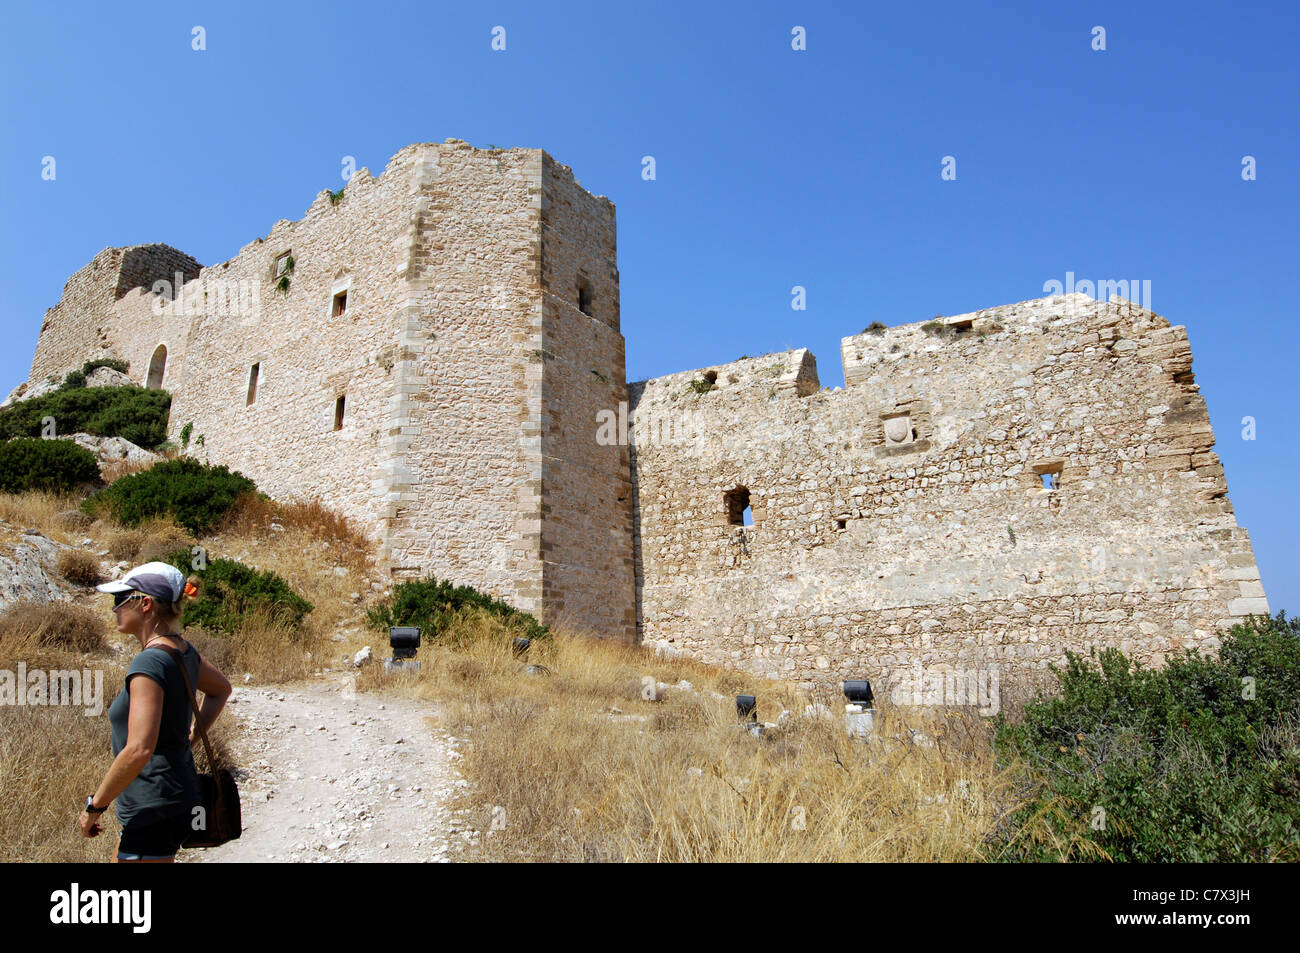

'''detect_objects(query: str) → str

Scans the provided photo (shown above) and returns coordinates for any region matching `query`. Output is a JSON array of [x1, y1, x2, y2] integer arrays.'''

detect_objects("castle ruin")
[[20, 140, 1270, 690]]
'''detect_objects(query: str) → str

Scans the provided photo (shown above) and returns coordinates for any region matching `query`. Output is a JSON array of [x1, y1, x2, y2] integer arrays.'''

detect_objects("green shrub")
[[366, 577, 549, 643], [160, 548, 313, 635], [0, 386, 170, 449], [0, 438, 100, 494], [80, 458, 256, 535], [993, 612, 1300, 862]]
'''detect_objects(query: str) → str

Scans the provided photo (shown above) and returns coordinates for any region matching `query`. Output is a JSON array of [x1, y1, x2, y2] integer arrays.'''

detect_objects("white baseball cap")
[[96, 561, 187, 603]]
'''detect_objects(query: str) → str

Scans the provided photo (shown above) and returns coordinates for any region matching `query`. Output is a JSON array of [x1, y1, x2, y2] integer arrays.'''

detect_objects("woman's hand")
[[77, 810, 102, 838]]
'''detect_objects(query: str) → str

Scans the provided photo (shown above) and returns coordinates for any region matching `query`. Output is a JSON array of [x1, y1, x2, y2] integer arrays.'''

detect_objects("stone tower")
[[25, 141, 637, 642]]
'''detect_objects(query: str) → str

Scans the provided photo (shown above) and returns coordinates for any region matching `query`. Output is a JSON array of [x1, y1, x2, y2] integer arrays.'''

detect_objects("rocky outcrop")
[[0, 376, 61, 409], [57, 433, 160, 467], [1, 365, 140, 411], [0, 530, 66, 610], [84, 366, 137, 389]]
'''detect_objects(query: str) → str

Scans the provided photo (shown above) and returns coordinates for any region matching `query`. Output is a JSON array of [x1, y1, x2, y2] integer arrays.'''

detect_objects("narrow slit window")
[[331, 289, 348, 316], [333, 395, 345, 430], [577, 277, 594, 317], [247, 363, 260, 405]]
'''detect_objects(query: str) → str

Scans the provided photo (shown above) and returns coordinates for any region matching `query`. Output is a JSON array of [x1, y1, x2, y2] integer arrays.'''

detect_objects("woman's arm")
[[189, 655, 232, 742], [78, 675, 163, 836]]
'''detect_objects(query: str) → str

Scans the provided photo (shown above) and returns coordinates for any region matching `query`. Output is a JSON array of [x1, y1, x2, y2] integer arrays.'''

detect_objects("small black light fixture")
[[512, 637, 531, 657], [385, 626, 421, 672], [843, 679, 874, 707], [736, 694, 758, 721]]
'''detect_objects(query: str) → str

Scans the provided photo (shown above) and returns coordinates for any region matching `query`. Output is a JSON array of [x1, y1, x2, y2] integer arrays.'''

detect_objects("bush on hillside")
[[55, 549, 102, 587], [0, 438, 100, 494], [0, 385, 170, 449], [366, 576, 550, 643], [993, 612, 1300, 862], [160, 547, 313, 635], [80, 458, 256, 535]]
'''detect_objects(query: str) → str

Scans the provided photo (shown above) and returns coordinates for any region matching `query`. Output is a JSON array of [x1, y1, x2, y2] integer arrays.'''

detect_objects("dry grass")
[[218, 493, 374, 580], [0, 698, 124, 861], [56, 548, 102, 587], [0, 600, 109, 653], [184, 603, 326, 683], [103, 517, 195, 564], [357, 608, 1021, 862], [99, 457, 158, 484], [0, 490, 86, 543]]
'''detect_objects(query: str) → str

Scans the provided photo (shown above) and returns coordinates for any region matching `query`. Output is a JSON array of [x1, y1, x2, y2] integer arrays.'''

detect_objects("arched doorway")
[[146, 345, 167, 389]]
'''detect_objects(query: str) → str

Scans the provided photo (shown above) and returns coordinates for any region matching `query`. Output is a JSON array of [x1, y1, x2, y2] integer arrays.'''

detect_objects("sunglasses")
[[112, 591, 146, 610]]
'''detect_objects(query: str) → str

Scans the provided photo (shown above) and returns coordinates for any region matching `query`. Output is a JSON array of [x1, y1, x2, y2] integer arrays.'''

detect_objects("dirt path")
[[183, 676, 468, 863]]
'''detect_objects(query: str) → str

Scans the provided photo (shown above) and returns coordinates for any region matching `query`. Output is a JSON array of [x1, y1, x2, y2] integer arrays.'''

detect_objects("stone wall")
[[383, 142, 545, 615], [629, 294, 1270, 691], [103, 148, 423, 553], [538, 154, 636, 640], [29, 244, 200, 385]]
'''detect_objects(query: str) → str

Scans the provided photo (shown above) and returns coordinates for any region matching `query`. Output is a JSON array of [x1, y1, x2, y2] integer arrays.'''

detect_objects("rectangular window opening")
[[331, 289, 348, 317], [724, 486, 752, 526], [334, 395, 345, 431], [577, 277, 594, 317], [1033, 462, 1064, 490], [274, 252, 292, 277], [246, 363, 259, 405]]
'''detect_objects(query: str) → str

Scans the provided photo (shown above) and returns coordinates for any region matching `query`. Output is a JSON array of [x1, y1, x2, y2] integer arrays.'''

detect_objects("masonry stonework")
[[629, 295, 1269, 691], [22, 141, 1268, 689]]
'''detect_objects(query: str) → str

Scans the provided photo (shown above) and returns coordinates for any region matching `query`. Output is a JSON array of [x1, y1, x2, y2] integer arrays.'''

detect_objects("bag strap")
[[158, 646, 217, 772]]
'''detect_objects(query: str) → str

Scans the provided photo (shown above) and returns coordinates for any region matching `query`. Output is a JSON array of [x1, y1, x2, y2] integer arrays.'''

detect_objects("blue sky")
[[1, 1, 1295, 614]]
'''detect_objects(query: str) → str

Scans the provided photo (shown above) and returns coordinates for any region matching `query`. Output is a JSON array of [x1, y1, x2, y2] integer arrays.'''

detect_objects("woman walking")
[[77, 561, 232, 862]]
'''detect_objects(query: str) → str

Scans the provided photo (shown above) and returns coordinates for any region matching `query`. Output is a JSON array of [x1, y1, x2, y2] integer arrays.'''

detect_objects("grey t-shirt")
[[108, 643, 202, 827]]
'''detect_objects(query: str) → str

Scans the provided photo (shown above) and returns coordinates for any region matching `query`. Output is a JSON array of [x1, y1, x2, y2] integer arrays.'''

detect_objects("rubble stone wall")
[[629, 294, 1270, 690]]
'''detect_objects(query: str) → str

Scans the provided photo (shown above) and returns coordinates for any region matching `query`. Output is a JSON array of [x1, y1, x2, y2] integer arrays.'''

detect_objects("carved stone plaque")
[[884, 414, 912, 445]]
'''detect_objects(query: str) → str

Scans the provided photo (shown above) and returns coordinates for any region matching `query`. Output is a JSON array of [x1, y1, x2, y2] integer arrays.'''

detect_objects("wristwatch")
[[85, 796, 107, 815]]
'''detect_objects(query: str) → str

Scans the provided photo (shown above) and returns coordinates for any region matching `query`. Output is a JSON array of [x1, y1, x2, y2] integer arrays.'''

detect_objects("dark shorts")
[[118, 812, 191, 860]]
